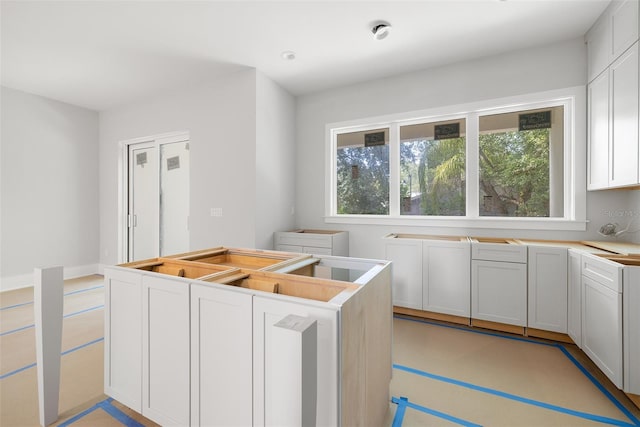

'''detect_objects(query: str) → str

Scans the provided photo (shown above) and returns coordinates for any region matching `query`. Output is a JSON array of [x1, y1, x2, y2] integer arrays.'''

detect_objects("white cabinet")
[[527, 246, 568, 333], [472, 260, 527, 327], [423, 239, 471, 317], [383, 234, 470, 315], [588, 70, 611, 190], [104, 268, 142, 412], [581, 254, 623, 388], [384, 237, 422, 309], [274, 229, 348, 256], [190, 284, 252, 427], [105, 249, 392, 427], [587, 0, 639, 82], [610, 42, 639, 187], [252, 296, 339, 427], [567, 249, 582, 347], [587, 42, 640, 190], [142, 275, 190, 426], [471, 242, 527, 327], [623, 266, 640, 395], [587, 0, 639, 190]]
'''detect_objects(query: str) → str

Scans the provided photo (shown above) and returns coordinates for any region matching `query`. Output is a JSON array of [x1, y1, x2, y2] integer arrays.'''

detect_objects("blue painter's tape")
[[391, 396, 408, 427], [57, 398, 145, 427], [393, 363, 636, 427], [556, 345, 640, 426], [394, 315, 556, 348], [0, 301, 33, 311], [0, 284, 104, 311], [0, 337, 104, 380], [61, 337, 104, 356], [0, 305, 104, 337], [0, 324, 35, 337], [99, 399, 146, 427], [393, 396, 482, 427], [0, 362, 37, 380], [57, 401, 100, 427]]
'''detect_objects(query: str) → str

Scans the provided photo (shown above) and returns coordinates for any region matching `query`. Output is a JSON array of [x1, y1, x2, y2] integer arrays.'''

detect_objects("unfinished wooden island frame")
[[104, 247, 392, 427]]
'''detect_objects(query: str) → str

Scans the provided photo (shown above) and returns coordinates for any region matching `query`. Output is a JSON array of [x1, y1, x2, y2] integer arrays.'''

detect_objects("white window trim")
[[324, 87, 587, 231]]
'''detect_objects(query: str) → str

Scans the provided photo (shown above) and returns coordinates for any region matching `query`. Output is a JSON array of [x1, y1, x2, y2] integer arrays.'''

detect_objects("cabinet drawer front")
[[276, 244, 304, 254], [276, 233, 332, 248], [471, 260, 527, 326], [303, 246, 332, 256], [581, 255, 622, 292], [472, 243, 527, 263]]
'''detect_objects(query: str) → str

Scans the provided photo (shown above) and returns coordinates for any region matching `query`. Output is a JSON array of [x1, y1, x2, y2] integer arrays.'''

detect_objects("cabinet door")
[[471, 260, 527, 327], [610, 42, 639, 187], [190, 284, 252, 427], [624, 268, 640, 395], [385, 239, 423, 309], [423, 240, 470, 317], [142, 275, 190, 426], [104, 268, 142, 412], [567, 250, 582, 347], [582, 275, 623, 388], [588, 70, 610, 190], [611, 0, 639, 60], [527, 246, 568, 333], [253, 296, 339, 427], [587, 11, 612, 82]]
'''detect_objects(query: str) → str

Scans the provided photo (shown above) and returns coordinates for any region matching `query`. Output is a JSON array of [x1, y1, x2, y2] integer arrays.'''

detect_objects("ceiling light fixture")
[[371, 21, 391, 40], [281, 50, 296, 60]]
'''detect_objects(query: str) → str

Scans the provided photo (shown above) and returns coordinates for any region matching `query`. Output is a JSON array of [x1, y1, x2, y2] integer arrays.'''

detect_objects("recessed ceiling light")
[[281, 51, 296, 60], [371, 21, 391, 40]]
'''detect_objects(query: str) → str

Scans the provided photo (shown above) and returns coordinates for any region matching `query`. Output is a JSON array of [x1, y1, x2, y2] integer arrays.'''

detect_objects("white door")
[[127, 133, 189, 261], [129, 143, 157, 261]]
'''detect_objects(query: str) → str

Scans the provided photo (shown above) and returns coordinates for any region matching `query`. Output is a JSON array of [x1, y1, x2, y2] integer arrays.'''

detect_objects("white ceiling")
[[1, 0, 610, 112]]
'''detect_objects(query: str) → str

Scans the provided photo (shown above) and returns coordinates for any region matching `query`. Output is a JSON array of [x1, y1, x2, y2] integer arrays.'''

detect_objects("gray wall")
[[295, 37, 637, 260], [255, 71, 297, 250], [99, 69, 296, 267], [1, 86, 99, 290]]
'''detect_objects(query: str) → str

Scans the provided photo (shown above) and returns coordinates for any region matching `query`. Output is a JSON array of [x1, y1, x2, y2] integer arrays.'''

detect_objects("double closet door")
[[128, 133, 190, 262]]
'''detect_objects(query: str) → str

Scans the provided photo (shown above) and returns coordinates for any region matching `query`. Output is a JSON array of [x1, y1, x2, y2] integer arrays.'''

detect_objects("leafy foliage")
[[337, 145, 389, 214], [336, 129, 550, 217]]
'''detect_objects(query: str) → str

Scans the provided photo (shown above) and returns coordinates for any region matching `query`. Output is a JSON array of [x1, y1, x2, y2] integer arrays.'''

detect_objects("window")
[[478, 106, 564, 217], [336, 128, 390, 215], [326, 88, 586, 230], [400, 119, 466, 216]]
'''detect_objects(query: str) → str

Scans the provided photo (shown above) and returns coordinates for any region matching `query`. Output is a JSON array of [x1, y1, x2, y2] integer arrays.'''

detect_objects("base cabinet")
[[471, 260, 527, 327], [582, 275, 623, 388], [423, 240, 471, 317], [104, 269, 142, 412], [624, 267, 640, 395], [142, 275, 190, 426], [105, 250, 392, 427], [567, 250, 582, 347], [190, 284, 252, 427], [384, 238, 423, 310], [527, 246, 568, 333], [581, 254, 624, 388], [253, 297, 339, 426]]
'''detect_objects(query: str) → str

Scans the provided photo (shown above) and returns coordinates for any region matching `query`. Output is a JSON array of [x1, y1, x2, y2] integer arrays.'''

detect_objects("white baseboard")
[[0, 264, 101, 292]]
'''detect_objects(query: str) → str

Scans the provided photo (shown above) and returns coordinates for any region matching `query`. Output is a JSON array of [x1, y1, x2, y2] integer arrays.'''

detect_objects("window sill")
[[324, 215, 588, 231]]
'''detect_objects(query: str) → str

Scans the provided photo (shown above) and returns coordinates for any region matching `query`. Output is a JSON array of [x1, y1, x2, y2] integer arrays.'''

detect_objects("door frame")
[[118, 131, 190, 263]]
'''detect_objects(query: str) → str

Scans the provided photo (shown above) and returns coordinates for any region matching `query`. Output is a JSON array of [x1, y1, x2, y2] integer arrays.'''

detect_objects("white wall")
[[99, 68, 296, 266], [295, 38, 635, 260], [1, 86, 99, 290], [255, 72, 296, 250]]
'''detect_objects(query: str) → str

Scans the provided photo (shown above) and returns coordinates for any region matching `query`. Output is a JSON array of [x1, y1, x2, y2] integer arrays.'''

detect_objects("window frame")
[[324, 87, 587, 231]]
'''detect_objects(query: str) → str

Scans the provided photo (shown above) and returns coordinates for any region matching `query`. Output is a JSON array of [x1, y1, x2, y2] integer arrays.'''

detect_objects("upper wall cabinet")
[[587, 0, 639, 191], [587, 0, 639, 82]]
